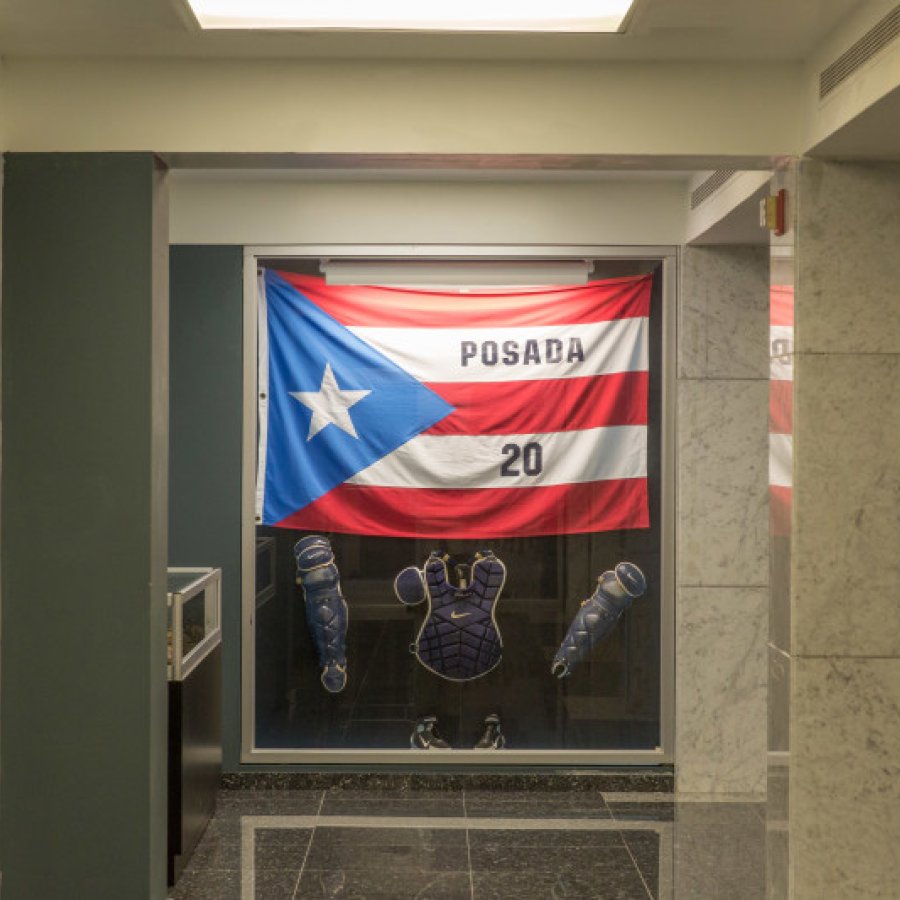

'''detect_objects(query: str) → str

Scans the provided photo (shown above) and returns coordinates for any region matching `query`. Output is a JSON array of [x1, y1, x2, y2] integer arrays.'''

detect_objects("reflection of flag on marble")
[[769, 285, 793, 537], [257, 269, 651, 538]]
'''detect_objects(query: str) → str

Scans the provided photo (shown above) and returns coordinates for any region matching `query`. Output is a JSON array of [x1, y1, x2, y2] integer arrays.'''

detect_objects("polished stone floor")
[[169, 789, 766, 899]]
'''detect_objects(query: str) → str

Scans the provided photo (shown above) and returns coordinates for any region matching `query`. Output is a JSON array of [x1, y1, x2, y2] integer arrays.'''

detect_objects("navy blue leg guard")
[[294, 535, 348, 694], [551, 562, 646, 679]]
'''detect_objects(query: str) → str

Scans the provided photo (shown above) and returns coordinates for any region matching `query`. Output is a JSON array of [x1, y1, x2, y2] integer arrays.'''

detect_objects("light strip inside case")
[[185, 0, 635, 32], [321, 259, 594, 286]]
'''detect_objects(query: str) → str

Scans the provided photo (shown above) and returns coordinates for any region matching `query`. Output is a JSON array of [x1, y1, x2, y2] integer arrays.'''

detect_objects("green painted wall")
[[1, 154, 168, 898], [169, 245, 243, 771]]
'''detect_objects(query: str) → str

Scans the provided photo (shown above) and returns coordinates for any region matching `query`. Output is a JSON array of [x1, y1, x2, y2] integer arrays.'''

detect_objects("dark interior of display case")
[[254, 259, 663, 754]]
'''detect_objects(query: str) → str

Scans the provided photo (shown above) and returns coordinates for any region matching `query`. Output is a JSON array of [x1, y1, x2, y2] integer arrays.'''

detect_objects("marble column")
[[786, 160, 900, 899], [676, 245, 769, 797]]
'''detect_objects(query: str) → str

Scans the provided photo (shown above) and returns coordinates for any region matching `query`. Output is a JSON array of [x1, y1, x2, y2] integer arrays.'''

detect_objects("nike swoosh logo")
[[450, 611, 472, 619]]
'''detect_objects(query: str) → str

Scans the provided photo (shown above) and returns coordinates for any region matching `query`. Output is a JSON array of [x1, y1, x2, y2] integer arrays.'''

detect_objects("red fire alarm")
[[760, 189, 787, 236]]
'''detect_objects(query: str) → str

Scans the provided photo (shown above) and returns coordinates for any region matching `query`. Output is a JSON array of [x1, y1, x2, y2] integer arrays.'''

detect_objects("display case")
[[167, 567, 221, 681], [167, 567, 223, 885], [244, 255, 675, 766]]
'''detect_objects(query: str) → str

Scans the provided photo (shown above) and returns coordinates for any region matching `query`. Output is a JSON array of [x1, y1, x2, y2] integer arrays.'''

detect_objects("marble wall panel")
[[674, 803, 767, 900], [767, 644, 790, 755], [676, 587, 768, 796], [796, 161, 900, 355], [792, 353, 900, 657], [791, 657, 900, 900], [769, 534, 791, 654], [679, 246, 770, 381], [767, 647, 790, 899], [677, 380, 769, 587]]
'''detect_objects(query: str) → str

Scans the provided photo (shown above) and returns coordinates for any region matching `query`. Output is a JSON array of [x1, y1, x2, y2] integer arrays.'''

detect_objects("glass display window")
[[242, 250, 674, 765], [167, 567, 222, 681]]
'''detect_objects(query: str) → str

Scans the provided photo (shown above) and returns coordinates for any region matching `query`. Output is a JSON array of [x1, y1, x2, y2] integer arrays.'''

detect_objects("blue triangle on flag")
[[261, 270, 454, 525]]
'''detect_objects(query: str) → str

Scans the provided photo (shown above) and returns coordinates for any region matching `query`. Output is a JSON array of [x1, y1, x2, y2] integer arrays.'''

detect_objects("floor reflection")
[[169, 789, 766, 899]]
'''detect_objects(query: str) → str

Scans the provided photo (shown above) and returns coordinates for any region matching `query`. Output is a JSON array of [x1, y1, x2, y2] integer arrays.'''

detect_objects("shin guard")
[[551, 562, 646, 679], [294, 535, 348, 693]]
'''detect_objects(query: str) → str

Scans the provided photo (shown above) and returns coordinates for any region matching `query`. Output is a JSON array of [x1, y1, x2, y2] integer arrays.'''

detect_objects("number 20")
[[501, 442, 543, 477]]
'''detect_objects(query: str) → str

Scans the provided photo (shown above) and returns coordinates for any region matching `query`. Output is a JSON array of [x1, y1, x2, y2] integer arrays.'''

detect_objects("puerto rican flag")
[[769, 285, 793, 537], [256, 269, 651, 538]]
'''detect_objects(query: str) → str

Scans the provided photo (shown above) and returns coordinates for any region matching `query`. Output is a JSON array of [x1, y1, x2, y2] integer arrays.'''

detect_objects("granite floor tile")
[[324, 788, 463, 801], [464, 790, 607, 805], [465, 796, 611, 820], [222, 771, 672, 794], [600, 793, 674, 804], [607, 802, 674, 823], [253, 827, 315, 869], [250, 869, 304, 899], [310, 825, 467, 847], [215, 788, 324, 817], [170, 789, 764, 900], [304, 843, 470, 873], [620, 831, 661, 898], [170, 867, 242, 900], [187, 832, 241, 869], [471, 868, 650, 899], [467, 828, 623, 850], [674, 802, 764, 827], [321, 795, 466, 817], [296, 868, 472, 899], [305, 827, 469, 871], [469, 838, 635, 874], [199, 816, 246, 841]]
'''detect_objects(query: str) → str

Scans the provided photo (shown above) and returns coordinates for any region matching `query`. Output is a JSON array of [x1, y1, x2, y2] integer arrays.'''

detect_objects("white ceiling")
[[0, 0, 868, 61]]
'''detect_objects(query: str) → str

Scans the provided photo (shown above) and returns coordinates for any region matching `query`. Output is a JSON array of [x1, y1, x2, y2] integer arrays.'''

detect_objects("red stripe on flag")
[[276, 479, 650, 538], [424, 373, 649, 436], [770, 485, 791, 537], [275, 271, 652, 328], [769, 379, 793, 434], [770, 285, 794, 326]]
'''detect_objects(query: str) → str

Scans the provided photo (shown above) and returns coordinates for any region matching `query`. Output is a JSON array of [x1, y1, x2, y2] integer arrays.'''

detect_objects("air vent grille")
[[820, 5, 900, 99], [690, 170, 737, 209]]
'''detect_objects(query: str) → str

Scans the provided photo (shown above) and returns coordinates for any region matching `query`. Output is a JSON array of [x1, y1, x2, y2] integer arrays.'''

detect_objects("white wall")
[[170, 174, 690, 246], [684, 171, 771, 246], [4, 58, 801, 157], [3, 10, 900, 161], [803, 0, 900, 154]]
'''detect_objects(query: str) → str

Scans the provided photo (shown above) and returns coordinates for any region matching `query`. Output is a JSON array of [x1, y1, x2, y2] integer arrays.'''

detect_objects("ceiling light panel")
[[186, 0, 635, 32]]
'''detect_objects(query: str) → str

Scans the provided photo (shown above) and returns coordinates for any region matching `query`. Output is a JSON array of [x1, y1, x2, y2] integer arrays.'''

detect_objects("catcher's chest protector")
[[413, 551, 506, 682]]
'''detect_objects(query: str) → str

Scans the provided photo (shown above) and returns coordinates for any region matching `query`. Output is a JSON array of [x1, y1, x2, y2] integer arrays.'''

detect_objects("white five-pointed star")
[[290, 362, 371, 441]]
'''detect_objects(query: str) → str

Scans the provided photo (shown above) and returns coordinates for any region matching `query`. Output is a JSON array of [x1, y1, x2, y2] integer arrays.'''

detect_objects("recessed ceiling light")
[[184, 0, 636, 33]]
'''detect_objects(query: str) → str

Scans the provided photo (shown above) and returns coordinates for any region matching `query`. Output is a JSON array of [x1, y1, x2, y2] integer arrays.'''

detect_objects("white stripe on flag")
[[769, 433, 793, 488], [348, 318, 648, 384], [347, 425, 647, 489]]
